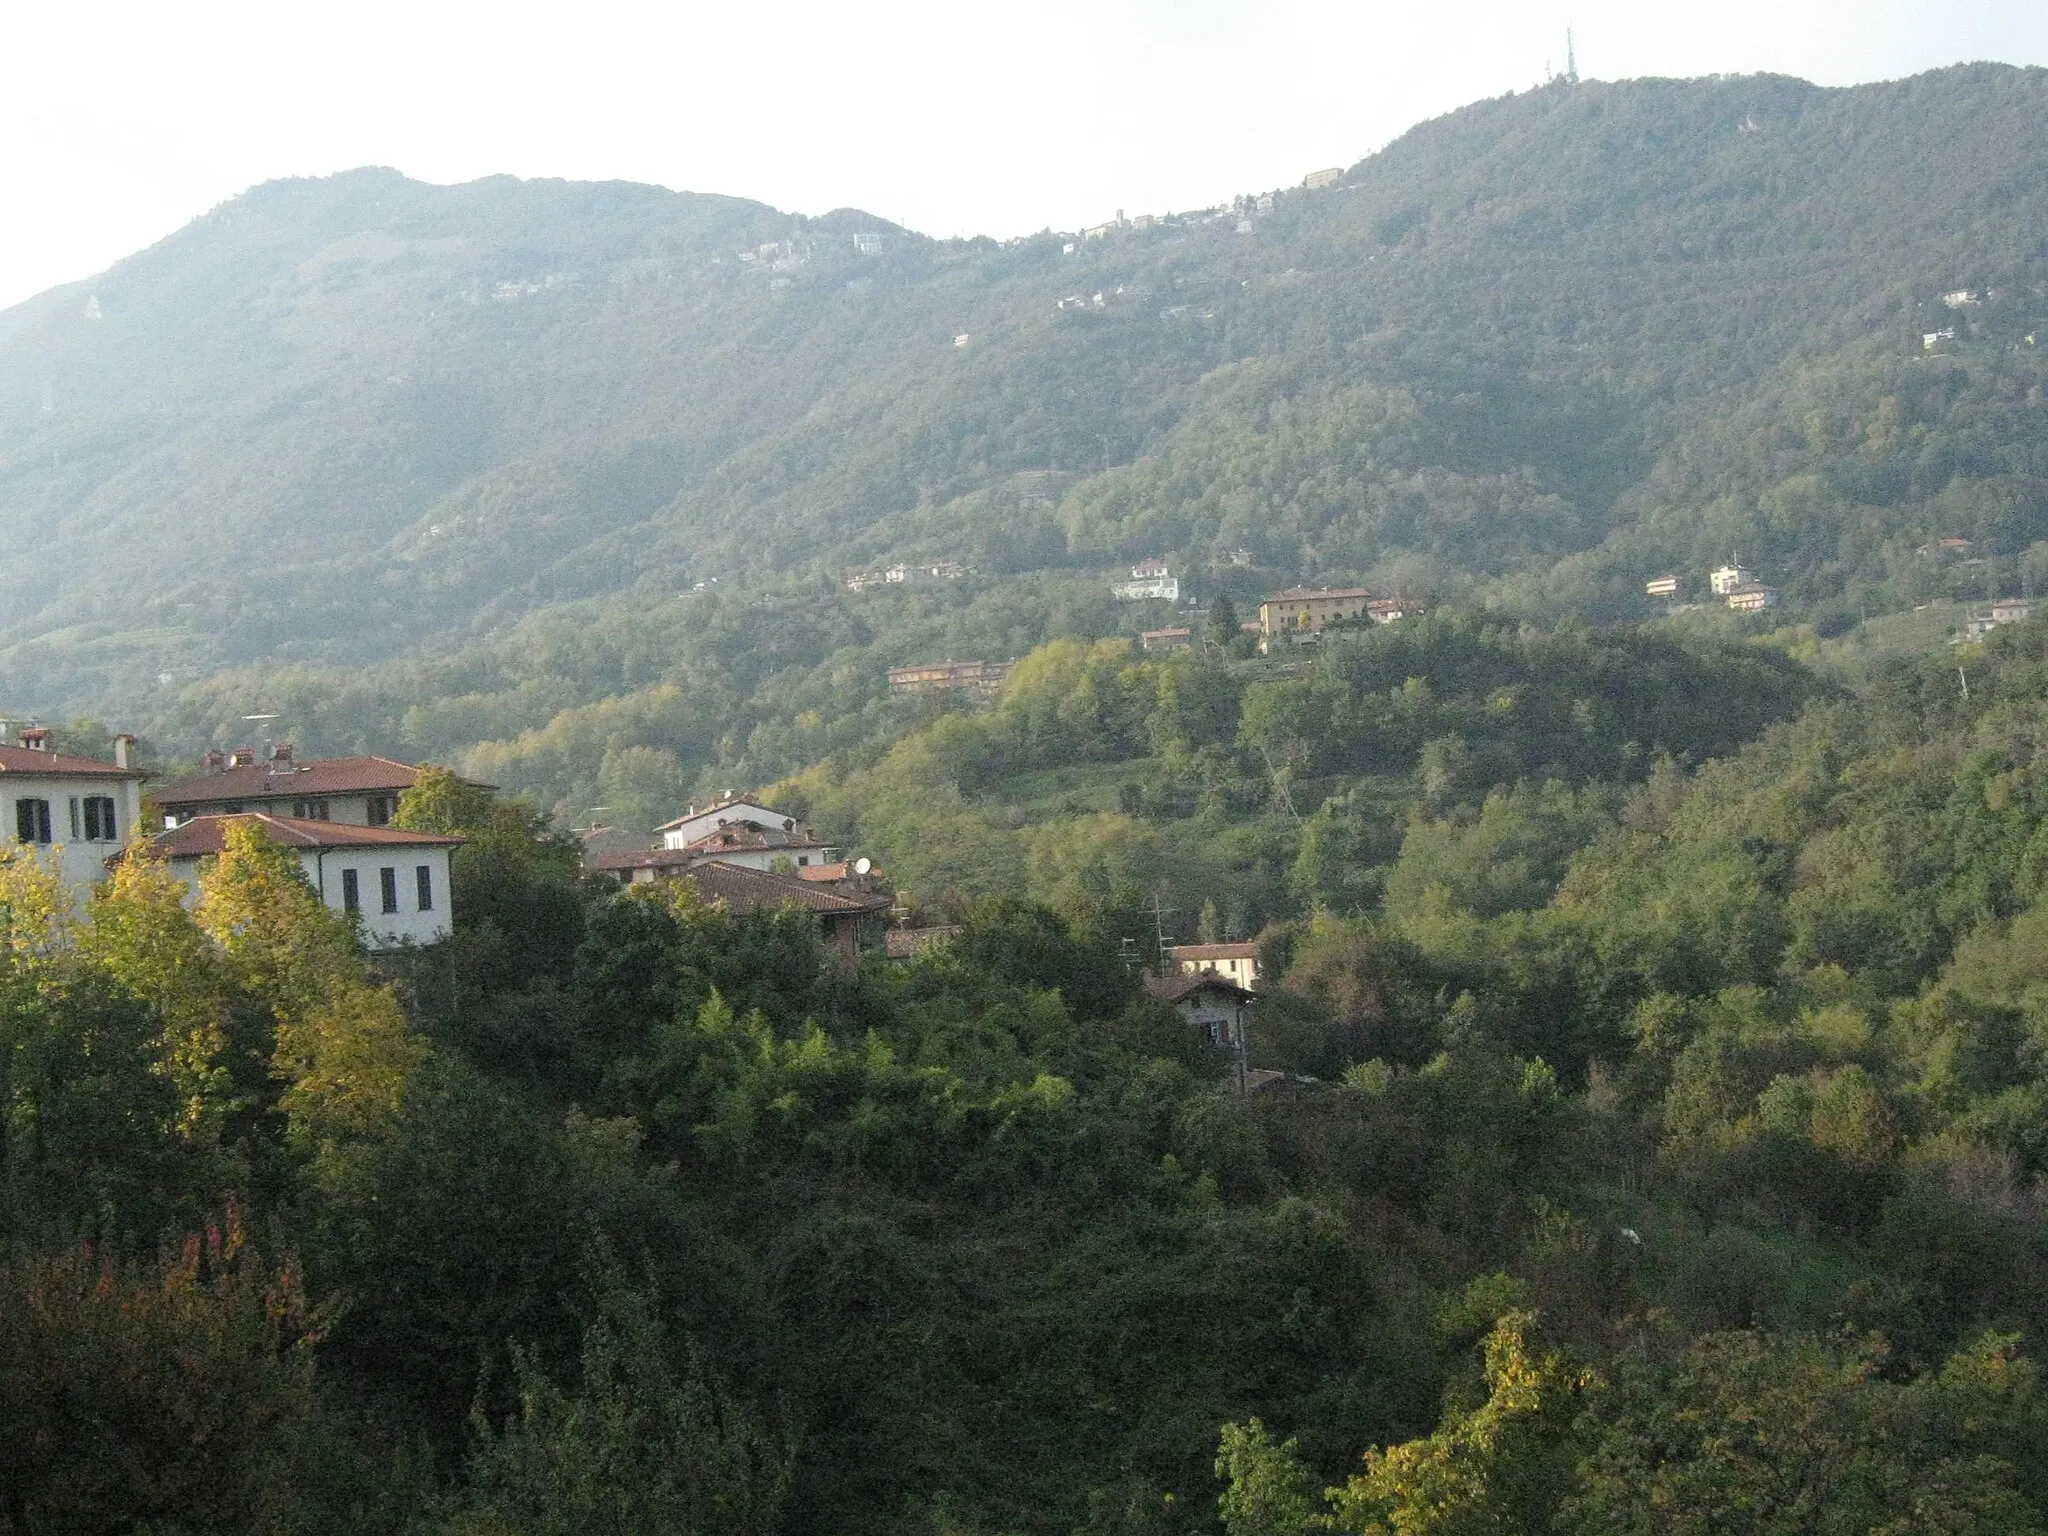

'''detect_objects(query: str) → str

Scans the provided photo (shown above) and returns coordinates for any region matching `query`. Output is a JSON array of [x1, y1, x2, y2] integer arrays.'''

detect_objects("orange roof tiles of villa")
[[1169, 942, 1259, 960], [0, 745, 145, 778], [151, 755, 457, 806], [150, 813, 465, 857]]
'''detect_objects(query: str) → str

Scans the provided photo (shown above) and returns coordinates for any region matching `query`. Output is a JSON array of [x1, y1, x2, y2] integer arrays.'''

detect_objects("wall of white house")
[[162, 790, 387, 828], [685, 845, 840, 872], [3, 777, 145, 907], [1177, 995, 1247, 1047], [661, 801, 796, 850], [167, 844, 455, 948]]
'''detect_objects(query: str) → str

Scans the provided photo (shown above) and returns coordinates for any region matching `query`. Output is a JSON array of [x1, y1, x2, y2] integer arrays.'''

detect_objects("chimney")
[[202, 747, 227, 775], [270, 741, 294, 766], [113, 733, 134, 770], [18, 727, 48, 752], [228, 747, 256, 768]]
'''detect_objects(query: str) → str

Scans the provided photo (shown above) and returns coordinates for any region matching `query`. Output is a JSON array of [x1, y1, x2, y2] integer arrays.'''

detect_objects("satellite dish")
[[854, 857, 872, 876]]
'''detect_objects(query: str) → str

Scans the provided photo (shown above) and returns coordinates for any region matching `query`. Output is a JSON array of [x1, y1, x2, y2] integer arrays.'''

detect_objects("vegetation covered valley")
[[14, 614, 2048, 1531], [13, 55, 2048, 1536]]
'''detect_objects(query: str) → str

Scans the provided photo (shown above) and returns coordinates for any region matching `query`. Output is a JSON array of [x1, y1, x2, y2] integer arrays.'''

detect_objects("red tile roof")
[[151, 755, 438, 807], [0, 745, 145, 779], [149, 813, 465, 857]]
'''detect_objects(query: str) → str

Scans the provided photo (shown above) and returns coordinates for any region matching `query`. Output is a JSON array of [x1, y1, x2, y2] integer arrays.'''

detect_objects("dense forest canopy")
[[14, 618, 2048, 1531]]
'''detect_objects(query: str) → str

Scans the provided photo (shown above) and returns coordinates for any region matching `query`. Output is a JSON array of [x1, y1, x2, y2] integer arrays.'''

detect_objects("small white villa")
[[0, 728, 147, 904], [150, 813, 464, 949]]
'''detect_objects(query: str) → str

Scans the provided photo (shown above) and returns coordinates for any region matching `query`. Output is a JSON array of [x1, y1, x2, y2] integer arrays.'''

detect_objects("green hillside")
[[3, 64, 2048, 821]]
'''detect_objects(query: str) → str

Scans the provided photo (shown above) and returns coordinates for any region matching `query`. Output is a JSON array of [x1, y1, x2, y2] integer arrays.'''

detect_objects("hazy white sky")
[[3, 0, 2045, 310]]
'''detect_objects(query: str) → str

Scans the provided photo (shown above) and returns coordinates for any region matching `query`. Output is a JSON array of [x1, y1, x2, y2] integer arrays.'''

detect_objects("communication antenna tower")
[[1566, 27, 1578, 85]]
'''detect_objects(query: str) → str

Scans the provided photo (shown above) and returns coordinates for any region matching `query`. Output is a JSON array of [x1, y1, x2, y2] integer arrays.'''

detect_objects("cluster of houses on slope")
[[0, 738, 461, 950], [1645, 561, 1780, 613], [2, 729, 1285, 1087], [589, 793, 892, 954]]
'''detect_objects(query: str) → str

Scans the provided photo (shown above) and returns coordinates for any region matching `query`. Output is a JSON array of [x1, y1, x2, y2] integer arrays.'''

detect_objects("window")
[[379, 866, 398, 914], [68, 798, 80, 839], [83, 796, 117, 842], [14, 798, 50, 845], [291, 799, 330, 821], [416, 864, 433, 911], [366, 795, 396, 827], [796, 855, 809, 866], [341, 868, 360, 913]]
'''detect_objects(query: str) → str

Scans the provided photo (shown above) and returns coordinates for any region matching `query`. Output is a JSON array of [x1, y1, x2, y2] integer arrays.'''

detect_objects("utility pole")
[[1147, 892, 1177, 972]]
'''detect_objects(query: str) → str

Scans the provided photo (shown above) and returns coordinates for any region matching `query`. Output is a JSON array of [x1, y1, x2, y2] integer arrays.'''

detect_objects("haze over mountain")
[[2, 62, 2046, 807]]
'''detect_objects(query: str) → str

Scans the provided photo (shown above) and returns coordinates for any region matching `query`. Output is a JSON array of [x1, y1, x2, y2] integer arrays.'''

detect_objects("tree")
[[1209, 593, 1242, 650], [0, 1211, 320, 1535], [1327, 1309, 1590, 1536], [1217, 1418, 1327, 1536], [448, 1276, 790, 1536]]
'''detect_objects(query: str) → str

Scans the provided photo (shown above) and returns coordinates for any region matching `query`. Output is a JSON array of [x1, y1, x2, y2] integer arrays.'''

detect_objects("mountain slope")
[[2, 64, 2047, 802]]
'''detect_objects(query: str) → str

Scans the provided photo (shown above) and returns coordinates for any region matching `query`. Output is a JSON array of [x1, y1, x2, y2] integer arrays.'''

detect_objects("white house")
[[600, 820, 842, 875], [1167, 941, 1262, 991], [152, 749, 447, 829], [0, 729, 147, 905], [1146, 970, 1255, 1092], [150, 813, 463, 949], [656, 795, 805, 851], [1709, 563, 1755, 596]]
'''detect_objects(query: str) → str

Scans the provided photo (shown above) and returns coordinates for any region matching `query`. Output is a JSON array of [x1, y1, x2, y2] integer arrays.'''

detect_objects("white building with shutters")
[[150, 813, 464, 949], [0, 729, 147, 906]]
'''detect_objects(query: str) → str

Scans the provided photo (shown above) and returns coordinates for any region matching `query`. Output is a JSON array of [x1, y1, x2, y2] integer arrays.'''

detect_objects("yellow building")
[[1257, 586, 1375, 636]]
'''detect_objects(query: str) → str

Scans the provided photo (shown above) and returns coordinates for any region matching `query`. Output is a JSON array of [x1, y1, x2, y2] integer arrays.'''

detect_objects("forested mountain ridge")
[[3, 64, 2048, 806]]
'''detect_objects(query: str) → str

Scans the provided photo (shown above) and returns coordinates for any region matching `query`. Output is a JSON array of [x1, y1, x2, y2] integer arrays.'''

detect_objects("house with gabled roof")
[[0, 727, 148, 905], [592, 852, 888, 954], [655, 795, 804, 851], [151, 747, 460, 829], [146, 813, 464, 949]]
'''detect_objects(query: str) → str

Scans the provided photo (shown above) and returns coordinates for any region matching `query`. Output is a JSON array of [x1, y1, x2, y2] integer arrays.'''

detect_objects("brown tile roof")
[[151, 755, 441, 807], [0, 745, 145, 779], [590, 846, 699, 872], [1168, 942, 1259, 962], [1144, 970, 1255, 1004], [672, 822, 832, 857], [150, 813, 465, 857], [683, 860, 889, 916]]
